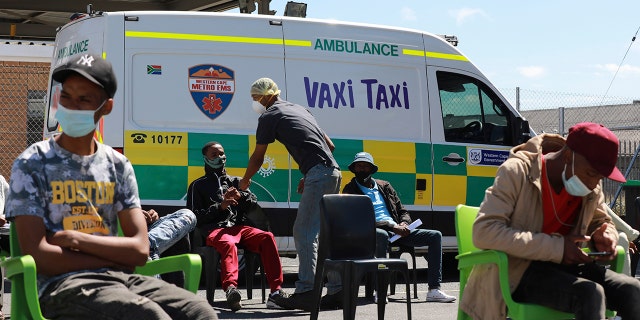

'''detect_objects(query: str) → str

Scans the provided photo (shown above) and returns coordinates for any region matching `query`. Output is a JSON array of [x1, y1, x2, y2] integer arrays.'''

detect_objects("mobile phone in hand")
[[587, 251, 611, 256]]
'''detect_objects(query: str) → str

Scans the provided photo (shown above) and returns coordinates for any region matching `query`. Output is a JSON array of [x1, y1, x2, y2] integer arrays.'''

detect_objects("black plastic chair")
[[364, 245, 419, 300], [388, 244, 419, 299], [191, 228, 266, 304], [311, 194, 412, 320]]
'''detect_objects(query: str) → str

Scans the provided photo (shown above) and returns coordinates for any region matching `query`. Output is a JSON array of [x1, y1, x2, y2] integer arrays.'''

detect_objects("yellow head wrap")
[[250, 77, 281, 96]]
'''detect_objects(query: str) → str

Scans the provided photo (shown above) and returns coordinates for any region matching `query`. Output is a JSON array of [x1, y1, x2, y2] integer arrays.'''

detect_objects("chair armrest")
[[135, 253, 202, 293], [457, 245, 627, 312], [612, 245, 625, 273], [1, 255, 46, 319], [456, 249, 517, 307]]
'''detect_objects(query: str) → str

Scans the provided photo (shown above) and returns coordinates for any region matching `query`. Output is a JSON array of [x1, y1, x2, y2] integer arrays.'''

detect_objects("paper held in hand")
[[389, 219, 422, 242]]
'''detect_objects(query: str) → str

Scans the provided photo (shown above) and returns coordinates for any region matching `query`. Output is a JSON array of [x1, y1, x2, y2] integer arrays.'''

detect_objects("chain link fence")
[[0, 62, 49, 179], [501, 87, 640, 216], [0, 63, 638, 216]]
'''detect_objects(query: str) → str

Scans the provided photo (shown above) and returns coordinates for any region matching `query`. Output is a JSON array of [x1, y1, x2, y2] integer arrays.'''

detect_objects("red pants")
[[206, 225, 283, 292]]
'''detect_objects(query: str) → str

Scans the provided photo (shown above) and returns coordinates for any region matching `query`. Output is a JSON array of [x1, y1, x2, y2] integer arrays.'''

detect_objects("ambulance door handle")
[[269, 20, 282, 26], [442, 153, 465, 166]]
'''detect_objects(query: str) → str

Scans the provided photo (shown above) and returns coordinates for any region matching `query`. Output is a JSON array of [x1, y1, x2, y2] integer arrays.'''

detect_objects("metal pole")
[[558, 107, 565, 136], [515, 87, 520, 112]]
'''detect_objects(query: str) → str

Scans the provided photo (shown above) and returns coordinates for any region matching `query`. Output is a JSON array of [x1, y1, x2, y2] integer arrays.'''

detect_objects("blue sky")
[[230, 1, 640, 101]]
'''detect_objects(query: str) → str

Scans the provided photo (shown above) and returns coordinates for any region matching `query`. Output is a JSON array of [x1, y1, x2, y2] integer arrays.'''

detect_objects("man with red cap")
[[460, 122, 640, 320]]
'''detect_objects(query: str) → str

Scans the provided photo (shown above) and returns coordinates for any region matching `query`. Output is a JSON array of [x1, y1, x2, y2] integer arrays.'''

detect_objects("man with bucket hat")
[[342, 152, 456, 303], [461, 122, 640, 319]]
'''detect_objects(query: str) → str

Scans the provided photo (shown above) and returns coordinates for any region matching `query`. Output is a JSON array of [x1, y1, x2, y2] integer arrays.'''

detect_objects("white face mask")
[[55, 100, 106, 138], [252, 100, 266, 114], [203, 155, 226, 169], [561, 151, 592, 197]]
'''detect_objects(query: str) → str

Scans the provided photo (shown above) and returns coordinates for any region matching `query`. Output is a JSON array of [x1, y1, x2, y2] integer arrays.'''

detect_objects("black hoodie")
[[186, 169, 258, 234]]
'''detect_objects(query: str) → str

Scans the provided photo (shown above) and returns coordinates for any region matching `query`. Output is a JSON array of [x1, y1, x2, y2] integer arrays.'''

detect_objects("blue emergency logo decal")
[[468, 149, 509, 166], [188, 64, 235, 119]]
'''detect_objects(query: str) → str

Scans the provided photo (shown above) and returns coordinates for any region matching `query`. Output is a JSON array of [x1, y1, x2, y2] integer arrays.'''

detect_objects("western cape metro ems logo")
[[188, 64, 235, 119]]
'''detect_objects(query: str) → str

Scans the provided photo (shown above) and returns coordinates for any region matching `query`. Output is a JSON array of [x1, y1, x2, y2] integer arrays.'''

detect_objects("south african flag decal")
[[147, 65, 162, 75]]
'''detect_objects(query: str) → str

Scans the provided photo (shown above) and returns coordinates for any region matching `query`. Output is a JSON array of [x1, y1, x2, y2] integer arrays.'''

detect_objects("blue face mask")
[[55, 100, 106, 138], [561, 151, 592, 197], [204, 155, 226, 169]]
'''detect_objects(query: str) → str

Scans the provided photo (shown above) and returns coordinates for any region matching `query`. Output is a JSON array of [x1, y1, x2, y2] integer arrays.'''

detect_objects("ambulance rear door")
[[45, 14, 115, 141]]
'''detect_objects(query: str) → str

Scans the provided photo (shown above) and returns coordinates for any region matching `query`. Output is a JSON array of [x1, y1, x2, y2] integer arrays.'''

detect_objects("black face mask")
[[355, 171, 372, 185]]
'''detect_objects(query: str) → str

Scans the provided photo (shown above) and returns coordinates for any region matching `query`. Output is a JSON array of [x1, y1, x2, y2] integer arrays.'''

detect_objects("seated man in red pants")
[[187, 141, 290, 311]]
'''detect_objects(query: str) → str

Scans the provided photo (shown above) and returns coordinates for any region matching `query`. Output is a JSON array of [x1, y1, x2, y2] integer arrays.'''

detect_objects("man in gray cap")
[[5, 54, 217, 319], [342, 152, 456, 303]]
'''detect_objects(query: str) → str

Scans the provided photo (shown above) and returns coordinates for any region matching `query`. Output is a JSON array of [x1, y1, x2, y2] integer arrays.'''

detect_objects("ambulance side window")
[[438, 71, 509, 145]]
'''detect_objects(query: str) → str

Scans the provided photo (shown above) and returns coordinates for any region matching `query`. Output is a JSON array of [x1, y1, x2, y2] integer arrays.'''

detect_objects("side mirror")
[[510, 117, 532, 145], [515, 118, 532, 144]]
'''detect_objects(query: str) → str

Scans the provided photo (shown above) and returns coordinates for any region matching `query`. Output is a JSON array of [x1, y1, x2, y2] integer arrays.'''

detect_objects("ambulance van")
[[44, 11, 532, 255]]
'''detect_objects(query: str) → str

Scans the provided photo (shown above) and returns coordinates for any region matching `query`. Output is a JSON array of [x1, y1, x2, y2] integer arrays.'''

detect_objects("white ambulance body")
[[44, 11, 531, 255]]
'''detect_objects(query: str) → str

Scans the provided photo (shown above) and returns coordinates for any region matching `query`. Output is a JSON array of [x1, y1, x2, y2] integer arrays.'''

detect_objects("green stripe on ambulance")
[[126, 130, 496, 207]]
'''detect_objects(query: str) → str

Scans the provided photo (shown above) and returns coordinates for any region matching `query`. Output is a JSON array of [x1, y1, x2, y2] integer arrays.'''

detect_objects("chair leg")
[[244, 251, 266, 303], [204, 247, 219, 304], [260, 261, 266, 303], [411, 253, 418, 299], [364, 273, 374, 299], [244, 251, 256, 300], [405, 270, 412, 320], [388, 250, 399, 296], [310, 263, 327, 320], [389, 247, 419, 299], [376, 270, 390, 320], [342, 265, 358, 320], [389, 272, 397, 296]]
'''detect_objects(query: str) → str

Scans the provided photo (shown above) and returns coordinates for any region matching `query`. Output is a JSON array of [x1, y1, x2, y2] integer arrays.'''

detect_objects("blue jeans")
[[376, 227, 444, 289], [512, 261, 640, 320], [294, 163, 341, 294], [148, 209, 197, 260]]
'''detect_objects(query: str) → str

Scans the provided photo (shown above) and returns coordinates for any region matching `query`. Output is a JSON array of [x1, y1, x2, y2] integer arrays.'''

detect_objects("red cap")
[[566, 122, 626, 183]]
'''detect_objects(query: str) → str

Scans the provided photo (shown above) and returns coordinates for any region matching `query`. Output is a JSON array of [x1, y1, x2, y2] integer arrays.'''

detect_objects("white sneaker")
[[426, 289, 456, 303], [373, 291, 388, 304]]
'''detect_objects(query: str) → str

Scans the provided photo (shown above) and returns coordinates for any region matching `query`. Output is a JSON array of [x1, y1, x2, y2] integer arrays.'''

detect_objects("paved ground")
[[1, 252, 461, 319], [3, 253, 640, 319], [205, 254, 460, 320]]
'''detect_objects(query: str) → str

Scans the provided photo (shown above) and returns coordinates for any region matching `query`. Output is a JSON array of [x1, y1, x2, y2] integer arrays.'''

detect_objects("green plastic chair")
[[1, 222, 203, 320], [455, 204, 623, 320]]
